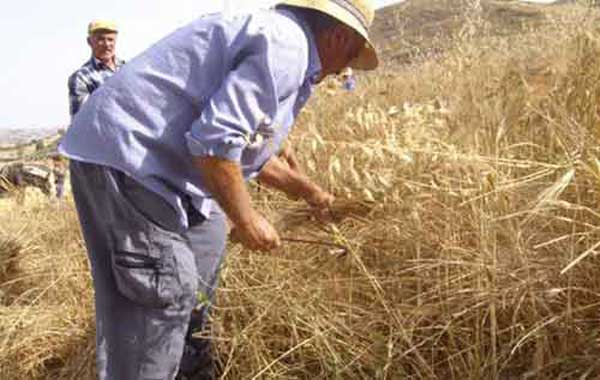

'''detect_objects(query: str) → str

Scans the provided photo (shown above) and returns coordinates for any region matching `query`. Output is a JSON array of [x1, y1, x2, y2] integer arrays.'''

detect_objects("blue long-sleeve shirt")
[[59, 8, 322, 229]]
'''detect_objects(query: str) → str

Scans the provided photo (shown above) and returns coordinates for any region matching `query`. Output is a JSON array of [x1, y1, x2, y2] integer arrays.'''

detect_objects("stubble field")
[[1, 2, 600, 379]]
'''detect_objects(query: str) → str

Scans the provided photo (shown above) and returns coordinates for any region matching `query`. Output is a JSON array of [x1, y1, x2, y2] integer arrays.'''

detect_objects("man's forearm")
[[192, 156, 254, 228], [257, 156, 322, 201]]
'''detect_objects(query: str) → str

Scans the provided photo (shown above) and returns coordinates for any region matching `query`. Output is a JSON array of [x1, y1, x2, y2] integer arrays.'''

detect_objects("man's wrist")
[[232, 207, 257, 230], [300, 182, 324, 205]]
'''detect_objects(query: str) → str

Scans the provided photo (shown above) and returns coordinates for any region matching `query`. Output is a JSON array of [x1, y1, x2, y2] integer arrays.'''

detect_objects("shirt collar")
[[90, 56, 124, 71], [276, 8, 322, 85]]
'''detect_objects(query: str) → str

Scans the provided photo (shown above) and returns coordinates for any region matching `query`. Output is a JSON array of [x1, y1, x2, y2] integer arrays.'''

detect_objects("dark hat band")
[[331, 0, 369, 30]]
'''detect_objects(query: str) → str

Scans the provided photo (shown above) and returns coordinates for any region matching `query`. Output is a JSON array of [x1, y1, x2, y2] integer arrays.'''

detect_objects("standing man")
[[341, 67, 357, 91], [60, 1, 378, 379], [68, 20, 124, 117], [60, 21, 124, 199]]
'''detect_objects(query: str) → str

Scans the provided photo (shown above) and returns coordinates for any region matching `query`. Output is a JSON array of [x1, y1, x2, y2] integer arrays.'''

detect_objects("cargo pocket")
[[110, 229, 182, 309]]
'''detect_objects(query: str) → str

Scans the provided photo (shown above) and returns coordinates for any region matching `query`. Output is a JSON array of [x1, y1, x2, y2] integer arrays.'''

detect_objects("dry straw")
[[2, 1, 600, 378]]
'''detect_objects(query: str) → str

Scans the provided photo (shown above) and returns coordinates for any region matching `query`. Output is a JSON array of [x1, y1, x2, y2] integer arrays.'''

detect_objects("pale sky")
[[0, 0, 401, 130]]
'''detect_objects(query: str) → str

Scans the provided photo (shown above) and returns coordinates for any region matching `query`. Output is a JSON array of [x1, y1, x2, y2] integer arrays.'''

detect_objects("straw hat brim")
[[280, 0, 379, 70]]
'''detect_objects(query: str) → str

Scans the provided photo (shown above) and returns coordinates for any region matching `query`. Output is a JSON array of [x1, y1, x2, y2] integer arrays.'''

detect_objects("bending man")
[[59, 1, 378, 379]]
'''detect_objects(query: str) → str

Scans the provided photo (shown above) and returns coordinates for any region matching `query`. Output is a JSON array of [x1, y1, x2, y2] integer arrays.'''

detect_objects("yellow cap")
[[276, 0, 378, 70], [88, 20, 119, 35]]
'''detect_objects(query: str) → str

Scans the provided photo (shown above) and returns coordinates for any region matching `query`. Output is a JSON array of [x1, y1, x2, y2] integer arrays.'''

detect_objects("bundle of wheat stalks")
[[2, 3, 600, 379]]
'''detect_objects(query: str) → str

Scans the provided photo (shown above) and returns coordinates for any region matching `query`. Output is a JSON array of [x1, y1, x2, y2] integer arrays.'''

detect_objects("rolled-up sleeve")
[[185, 34, 278, 163]]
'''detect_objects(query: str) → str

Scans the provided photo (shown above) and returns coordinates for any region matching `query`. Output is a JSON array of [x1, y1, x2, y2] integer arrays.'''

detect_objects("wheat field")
[[2, 3, 600, 379]]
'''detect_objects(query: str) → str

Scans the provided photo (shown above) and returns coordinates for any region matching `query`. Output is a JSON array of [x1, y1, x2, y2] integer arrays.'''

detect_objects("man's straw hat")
[[277, 0, 378, 70], [88, 20, 119, 35]]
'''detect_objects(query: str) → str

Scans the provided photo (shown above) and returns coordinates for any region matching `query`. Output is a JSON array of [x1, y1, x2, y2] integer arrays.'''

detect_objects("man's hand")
[[257, 155, 335, 220], [193, 156, 281, 252], [278, 144, 302, 174], [305, 187, 335, 209], [230, 210, 281, 251], [305, 187, 335, 222]]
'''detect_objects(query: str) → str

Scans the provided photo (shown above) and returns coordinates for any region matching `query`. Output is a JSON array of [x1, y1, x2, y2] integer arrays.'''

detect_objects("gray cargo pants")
[[70, 160, 227, 380]]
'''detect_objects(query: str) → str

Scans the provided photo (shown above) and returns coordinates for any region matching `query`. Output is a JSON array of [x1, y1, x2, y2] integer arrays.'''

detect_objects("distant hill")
[[0, 127, 63, 163], [371, 0, 555, 66], [0, 127, 62, 147]]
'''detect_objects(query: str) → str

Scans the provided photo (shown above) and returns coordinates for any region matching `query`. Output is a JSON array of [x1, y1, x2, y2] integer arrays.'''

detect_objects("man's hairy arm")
[[257, 155, 334, 209], [192, 156, 280, 251]]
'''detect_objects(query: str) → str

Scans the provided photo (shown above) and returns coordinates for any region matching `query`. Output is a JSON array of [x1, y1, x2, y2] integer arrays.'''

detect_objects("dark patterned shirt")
[[67, 56, 125, 117]]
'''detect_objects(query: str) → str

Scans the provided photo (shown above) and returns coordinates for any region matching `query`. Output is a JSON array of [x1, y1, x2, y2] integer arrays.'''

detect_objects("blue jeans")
[[70, 160, 227, 380]]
